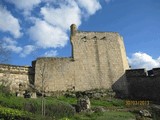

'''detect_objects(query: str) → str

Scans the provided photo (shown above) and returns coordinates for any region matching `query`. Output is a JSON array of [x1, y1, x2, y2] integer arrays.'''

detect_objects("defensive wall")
[[34, 24, 129, 94], [1, 24, 160, 101], [0, 24, 160, 101], [126, 68, 160, 101], [0, 64, 34, 93]]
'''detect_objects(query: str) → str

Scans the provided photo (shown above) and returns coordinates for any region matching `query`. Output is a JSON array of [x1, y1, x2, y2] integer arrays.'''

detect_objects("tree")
[[39, 60, 49, 117], [0, 41, 10, 64]]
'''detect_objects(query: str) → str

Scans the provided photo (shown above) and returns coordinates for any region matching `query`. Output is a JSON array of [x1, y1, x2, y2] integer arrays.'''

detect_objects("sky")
[[0, 0, 160, 70]]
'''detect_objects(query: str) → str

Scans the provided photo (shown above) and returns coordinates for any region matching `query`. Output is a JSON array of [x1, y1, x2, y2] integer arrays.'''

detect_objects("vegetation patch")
[[0, 106, 32, 120]]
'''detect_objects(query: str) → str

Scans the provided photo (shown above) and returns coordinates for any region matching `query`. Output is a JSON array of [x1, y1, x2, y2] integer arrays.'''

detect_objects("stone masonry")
[[1, 24, 160, 100], [34, 24, 129, 94], [0, 24, 129, 95], [0, 64, 34, 93]]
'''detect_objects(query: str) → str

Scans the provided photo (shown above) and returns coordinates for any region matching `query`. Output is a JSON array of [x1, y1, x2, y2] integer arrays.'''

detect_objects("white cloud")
[[40, 0, 101, 30], [77, 0, 101, 15], [31, 0, 101, 49], [20, 45, 36, 57], [3, 37, 17, 45], [40, 1, 81, 30], [0, 6, 22, 38], [28, 19, 68, 48], [3, 37, 22, 53], [6, 45, 22, 54], [44, 50, 58, 57], [128, 52, 160, 70], [6, 0, 41, 15], [2, 0, 102, 57], [3, 37, 36, 57]]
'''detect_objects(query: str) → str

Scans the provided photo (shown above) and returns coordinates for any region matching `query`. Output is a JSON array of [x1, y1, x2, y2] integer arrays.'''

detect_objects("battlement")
[[0, 64, 33, 75], [37, 57, 72, 60], [152, 68, 160, 76], [126, 68, 160, 100], [126, 68, 160, 77], [36, 57, 75, 63], [126, 69, 148, 77], [72, 31, 120, 41]]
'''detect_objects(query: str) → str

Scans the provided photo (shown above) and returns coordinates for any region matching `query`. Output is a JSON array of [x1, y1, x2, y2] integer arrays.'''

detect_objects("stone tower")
[[34, 24, 129, 94]]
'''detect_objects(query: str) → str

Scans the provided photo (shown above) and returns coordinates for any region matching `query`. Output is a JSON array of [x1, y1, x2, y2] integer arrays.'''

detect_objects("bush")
[[0, 84, 12, 97], [45, 102, 75, 119], [0, 93, 25, 110], [0, 106, 32, 120]]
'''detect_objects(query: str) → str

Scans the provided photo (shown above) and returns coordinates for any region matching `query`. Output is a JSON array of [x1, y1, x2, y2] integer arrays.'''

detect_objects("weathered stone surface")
[[92, 106, 106, 113], [76, 95, 91, 112], [0, 64, 34, 93], [139, 110, 152, 117], [16, 91, 25, 97], [34, 24, 129, 94], [0, 24, 129, 95], [126, 68, 160, 101], [30, 92, 37, 98]]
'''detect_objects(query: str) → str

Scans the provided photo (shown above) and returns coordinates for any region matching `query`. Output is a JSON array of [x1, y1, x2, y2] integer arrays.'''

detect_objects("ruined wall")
[[126, 68, 160, 101], [0, 64, 34, 93], [34, 24, 129, 92]]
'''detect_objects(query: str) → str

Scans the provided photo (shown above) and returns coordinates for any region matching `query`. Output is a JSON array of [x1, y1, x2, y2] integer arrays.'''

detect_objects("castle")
[[34, 24, 129, 94], [0, 24, 129, 95], [1, 24, 159, 99]]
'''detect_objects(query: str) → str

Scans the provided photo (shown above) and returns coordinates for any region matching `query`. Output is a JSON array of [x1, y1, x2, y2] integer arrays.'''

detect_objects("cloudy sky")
[[0, 0, 160, 70]]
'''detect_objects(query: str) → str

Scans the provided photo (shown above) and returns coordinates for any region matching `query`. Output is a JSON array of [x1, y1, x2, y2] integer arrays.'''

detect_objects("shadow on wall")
[[29, 61, 36, 85], [126, 68, 160, 102], [112, 73, 129, 99], [112, 68, 160, 102]]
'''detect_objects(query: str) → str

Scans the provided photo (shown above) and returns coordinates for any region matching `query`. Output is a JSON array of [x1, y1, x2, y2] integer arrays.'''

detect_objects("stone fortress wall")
[[34, 24, 129, 94], [0, 24, 159, 100], [126, 68, 160, 100], [0, 64, 34, 93]]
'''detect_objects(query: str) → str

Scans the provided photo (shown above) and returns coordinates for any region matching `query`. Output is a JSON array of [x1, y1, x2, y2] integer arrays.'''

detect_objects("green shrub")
[[23, 98, 43, 114], [45, 102, 75, 119], [0, 106, 32, 120], [0, 84, 12, 97], [0, 93, 25, 110]]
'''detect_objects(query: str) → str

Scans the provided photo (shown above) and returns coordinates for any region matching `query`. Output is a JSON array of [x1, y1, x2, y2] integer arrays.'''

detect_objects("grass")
[[56, 96, 134, 120], [57, 96, 77, 104], [0, 85, 135, 120], [0, 105, 32, 120], [0, 92, 75, 119], [70, 111, 135, 120], [96, 111, 135, 120], [91, 98, 125, 108]]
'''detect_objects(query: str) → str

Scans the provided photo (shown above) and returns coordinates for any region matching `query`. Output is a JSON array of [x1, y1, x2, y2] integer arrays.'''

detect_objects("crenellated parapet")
[[126, 69, 148, 77], [0, 64, 34, 75], [0, 64, 35, 93], [152, 68, 160, 76], [126, 68, 160, 77]]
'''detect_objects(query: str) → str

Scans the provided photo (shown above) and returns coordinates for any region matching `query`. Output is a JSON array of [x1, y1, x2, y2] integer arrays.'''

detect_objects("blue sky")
[[0, 0, 160, 70]]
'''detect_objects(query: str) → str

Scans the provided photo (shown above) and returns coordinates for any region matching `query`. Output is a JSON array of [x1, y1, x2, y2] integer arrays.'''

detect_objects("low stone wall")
[[0, 64, 33, 74], [126, 68, 160, 101], [0, 64, 34, 93]]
